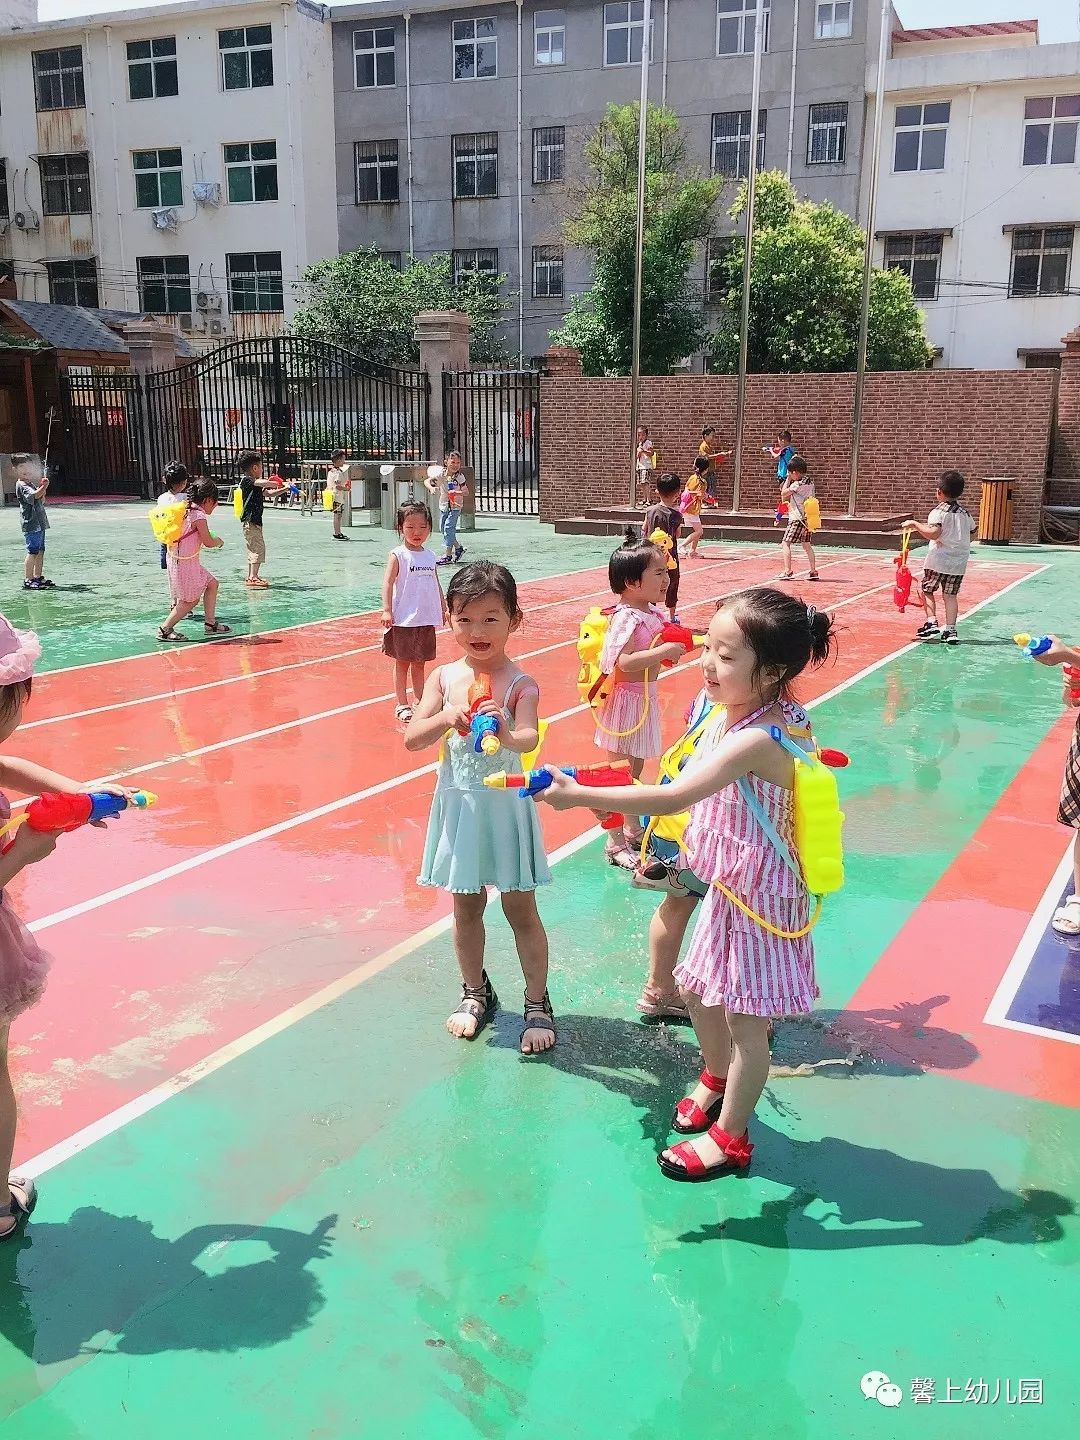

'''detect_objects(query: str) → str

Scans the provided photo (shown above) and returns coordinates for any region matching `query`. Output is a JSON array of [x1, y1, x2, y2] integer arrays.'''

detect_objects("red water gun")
[[0, 790, 156, 854], [456, 676, 501, 756], [1065, 665, 1080, 702], [655, 623, 707, 666], [484, 762, 632, 830], [893, 530, 913, 612]]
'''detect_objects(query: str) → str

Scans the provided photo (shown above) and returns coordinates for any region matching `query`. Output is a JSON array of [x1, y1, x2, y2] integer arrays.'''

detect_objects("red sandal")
[[657, 1124, 753, 1183], [670, 1068, 727, 1134]]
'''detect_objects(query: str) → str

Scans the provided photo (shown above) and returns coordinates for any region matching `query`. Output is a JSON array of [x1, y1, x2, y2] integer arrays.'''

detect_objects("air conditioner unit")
[[12, 211, 40, 233], [207, 316, 228, 337], [195, 290, 222, 312], [151, 207, 178, 232], [176, 312, 195, 333], [191, 181, 221, 208]]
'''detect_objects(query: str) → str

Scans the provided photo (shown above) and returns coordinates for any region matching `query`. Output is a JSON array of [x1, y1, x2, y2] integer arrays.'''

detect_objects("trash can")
[[978, 478, 1014, 546]]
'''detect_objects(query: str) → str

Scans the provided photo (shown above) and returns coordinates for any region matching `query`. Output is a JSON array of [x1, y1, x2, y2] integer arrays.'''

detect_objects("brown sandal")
[[521, 989, 557, 1054], [447, 972, 497, 1040]]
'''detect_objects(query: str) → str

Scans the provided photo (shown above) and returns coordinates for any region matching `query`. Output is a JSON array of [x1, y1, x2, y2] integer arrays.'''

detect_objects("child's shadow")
[[0, 1207, 336, 1366]]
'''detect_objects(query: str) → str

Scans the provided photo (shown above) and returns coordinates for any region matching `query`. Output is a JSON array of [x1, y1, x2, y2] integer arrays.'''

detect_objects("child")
[[381, 500, 448, 722], [12, 454, 53, 592], [635, 426, 656, 505], [1032, 641, 1080, 934], [236, 451, 282, 589], [698, 425, 732, 505], [643, 474, 684, 623], [680, 456, 709, 558], [326, 449, 351, 541], [541, 586, 836, 1180], [593, 528, 685, 868], [425, 452, 469, 566], [903, 470, 976, 645], [0, 614, 135, 1239], [405, 561, 554, 1054], [779, 455, 819, 582], [156, 460, 190, 570], [158, 479, 230, 642]]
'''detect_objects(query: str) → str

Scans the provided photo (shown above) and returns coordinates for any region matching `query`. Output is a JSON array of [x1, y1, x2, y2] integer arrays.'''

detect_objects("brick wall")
[[1052, 328, 1080, 480], [540, 358, 1057, 543]]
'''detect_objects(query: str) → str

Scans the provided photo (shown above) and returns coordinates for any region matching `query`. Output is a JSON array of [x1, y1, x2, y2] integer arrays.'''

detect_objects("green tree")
[[290, 248, 510, 367], [551, 103, 722, 376], [709, 171, 934, 373]]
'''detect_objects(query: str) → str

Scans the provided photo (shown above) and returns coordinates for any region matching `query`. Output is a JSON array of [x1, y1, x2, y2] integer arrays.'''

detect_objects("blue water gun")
[[1014, 633, 1052, 658]]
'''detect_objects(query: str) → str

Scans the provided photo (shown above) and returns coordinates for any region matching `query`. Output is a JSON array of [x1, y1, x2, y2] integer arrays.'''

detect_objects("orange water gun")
[[457, 676, 501, 756], [484, 761, 632, 830]]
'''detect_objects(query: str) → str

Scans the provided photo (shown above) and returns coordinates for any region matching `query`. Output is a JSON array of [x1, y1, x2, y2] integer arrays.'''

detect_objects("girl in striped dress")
[[542, 586, 835, 1181], [593, 529, 685, 867]]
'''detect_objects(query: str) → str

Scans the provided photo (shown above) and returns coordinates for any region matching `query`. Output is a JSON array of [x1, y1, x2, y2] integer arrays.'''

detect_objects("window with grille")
[[717, 0, 769, 58], [532, 245, 564, 298], [533, 126, 565, 184], [0, 161, 8, 222], [47, 259, 98, 307], [354, 27, 396, 88], [453, 249, 499, 287], [33, 47, 85, 111], [807, 102, 848, 165], [225, 141, 278, 203], [227, 251, 284, 312], [453, 17, 498, 80], [380, 251, 403, 270], [535, 9, 566, 65], [815, 1, 851, 39], [1023, 95, 1080, 167], [604, 3, 652, 66], [453, 133, 498, 198], [894, 102, 950, 172], [133, 148, 183, 209], [883, 233, 943, 300], [705, 236, 738, 302], [40, 155, 92, 216], [711, 110, 766, 179], [219, 26, 273, 91], [137, 255, 191, 313], [354, 140, 400, 203], [127, 37, 178, 100], [1009, 227, 1073, 297]]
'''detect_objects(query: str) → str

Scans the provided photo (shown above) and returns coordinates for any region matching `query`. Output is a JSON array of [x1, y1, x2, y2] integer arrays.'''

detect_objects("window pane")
[[129, 63, 153, 99], [160, 171, 183, 206], [920, 128, 946, 170], [247, 26, 272, 45], [160, 148, 182, 168], [250, 50, 274, 87], [895, 104, 922, 128], [356, 54, 374, 86], [1051, 122, 1077, 165], [228, 168, 254, 203], [717, 17, 740, 55], [223, 51, 248, 88], [1042, 253, 1068, 294], [157, 60, 178, 97], [476, 41, 497, 77], [375, 27, 395, 46], [1044, 227, 1073, 249], [251, 142, 276, 162], [375, 52, 395, 85], [219, 29, 244, 48], [153, 37, 176, 57], [128, 40, 151, 60], [1023, 124, 1049, 166], [923, 102, 951, 125], [606, 30, 628, 65], [1057, 95, 1080, 118], [894, 131, 919, 171], [911, 258, 938, 299], [1025, 96, 1053, 119], [1011, 254, 1040, 295], [135, 173, 159, 207], [223, 144, 247, 164]]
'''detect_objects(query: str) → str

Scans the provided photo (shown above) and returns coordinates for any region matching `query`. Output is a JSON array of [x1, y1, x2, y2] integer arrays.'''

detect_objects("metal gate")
[[442, 368, 540, 515], [60, 336, 429, 496]]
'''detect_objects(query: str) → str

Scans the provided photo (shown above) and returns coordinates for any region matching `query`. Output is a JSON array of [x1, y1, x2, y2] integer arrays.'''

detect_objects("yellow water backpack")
[[148, 498, 188, 546], [233, 484, 245, 518], [803, 496, 821, 533], [577, 605, 616, 708]]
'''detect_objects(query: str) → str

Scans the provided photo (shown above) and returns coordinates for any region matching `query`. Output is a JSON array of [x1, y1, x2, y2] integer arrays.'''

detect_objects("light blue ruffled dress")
[[418, 672, 552, 895]]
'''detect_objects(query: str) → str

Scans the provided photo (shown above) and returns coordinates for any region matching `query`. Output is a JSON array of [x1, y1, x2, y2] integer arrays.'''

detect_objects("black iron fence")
[[58, 367, 147, 496], [442, 368, 540, 516]]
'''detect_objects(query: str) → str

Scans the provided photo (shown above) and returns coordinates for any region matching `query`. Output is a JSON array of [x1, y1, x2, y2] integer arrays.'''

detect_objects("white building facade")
[[865, 19, 1080, 371], [0, 0, 337, 345]]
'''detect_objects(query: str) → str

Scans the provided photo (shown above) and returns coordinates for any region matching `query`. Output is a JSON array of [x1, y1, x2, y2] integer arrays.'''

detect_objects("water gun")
[[0, 790, 156, 853], [775, 500, 789, 523], [457, 676, 501, 756], [1067, 665, 1080, 701], [484, 762, 632, 830], [893, 530, 913, 612], [655, 623, 706, 666], [648, 528, 677, 571], [1014, 633, 1052, 658]]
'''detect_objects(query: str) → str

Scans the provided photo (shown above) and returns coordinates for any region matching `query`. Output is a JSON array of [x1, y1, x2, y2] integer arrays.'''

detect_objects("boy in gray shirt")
[[12, 453, 54, 591]]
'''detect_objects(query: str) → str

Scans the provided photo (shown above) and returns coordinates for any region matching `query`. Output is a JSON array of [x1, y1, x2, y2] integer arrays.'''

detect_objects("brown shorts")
[[920, 568, 963, 597], [242, 522, 266, 566], [382, 625, 437, 662], [1060, 715, 1080, 827], [784, 519, 810, 545], [665, 565, 681, 611]]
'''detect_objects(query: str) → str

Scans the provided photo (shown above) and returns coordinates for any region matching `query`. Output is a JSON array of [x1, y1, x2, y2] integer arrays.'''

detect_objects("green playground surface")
[[1, 503, 1079, 1438]]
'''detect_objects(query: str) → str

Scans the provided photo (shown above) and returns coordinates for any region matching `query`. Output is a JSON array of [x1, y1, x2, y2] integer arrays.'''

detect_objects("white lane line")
[[16, 560, 1048, 1177], [28, 546, 779, 730]]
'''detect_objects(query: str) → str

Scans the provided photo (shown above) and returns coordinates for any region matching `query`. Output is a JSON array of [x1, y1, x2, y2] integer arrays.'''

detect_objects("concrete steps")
[[553, 506, 917, 551]]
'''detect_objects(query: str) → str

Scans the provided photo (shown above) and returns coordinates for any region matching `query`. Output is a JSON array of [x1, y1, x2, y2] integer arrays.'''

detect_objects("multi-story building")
[[866, 16, 1080, 370], [0, 0, 337, 345], [332, 0, 880, 361]]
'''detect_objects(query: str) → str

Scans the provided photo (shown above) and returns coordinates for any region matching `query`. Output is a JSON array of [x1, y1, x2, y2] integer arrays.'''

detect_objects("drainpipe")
[[516, 0, 524, 364], [280, 3, 302, 316], [785, 0, 800, 177], [946, 85, 977, 369], [103, 28, 129, 310], [404, 12, 415, 261], [661, 0, 670, 107], [83, 28, 111, 305]]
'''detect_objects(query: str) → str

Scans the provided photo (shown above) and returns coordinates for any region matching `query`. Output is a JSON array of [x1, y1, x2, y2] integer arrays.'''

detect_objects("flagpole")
[[628, 0, 653, 507], [731, 0, 765, 513]]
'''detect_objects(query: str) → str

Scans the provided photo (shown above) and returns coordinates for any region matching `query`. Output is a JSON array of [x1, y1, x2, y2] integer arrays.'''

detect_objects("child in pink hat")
[[0, 614, 133, 1241]]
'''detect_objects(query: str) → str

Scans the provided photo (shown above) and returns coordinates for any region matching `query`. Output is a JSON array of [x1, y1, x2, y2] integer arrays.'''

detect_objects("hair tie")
[[806, 604, 817, 629]]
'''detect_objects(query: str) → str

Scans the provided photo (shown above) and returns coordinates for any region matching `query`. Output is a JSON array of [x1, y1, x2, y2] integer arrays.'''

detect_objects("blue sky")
[[34, 0, 1080, 43]]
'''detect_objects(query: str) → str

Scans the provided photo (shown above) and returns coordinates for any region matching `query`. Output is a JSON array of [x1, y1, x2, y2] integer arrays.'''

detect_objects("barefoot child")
[[779, 456, 819, 582], [381, 501, 447, 722], [158, 479, 230, 642], [541, 587, 836, 1180], [593, 529, 684, 868], [405, 561, 555, 1053], [0, 615, 135, 1239]]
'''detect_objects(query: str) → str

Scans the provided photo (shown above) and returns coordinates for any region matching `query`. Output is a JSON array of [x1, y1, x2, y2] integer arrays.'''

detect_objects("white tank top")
[[391, 544, 443, 628]]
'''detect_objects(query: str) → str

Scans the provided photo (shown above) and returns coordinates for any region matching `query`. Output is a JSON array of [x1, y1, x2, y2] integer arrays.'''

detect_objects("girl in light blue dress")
[[406, 562, 554, 1054]]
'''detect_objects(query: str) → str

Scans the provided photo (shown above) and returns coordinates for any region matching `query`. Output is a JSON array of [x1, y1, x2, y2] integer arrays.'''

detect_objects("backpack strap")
[[734, 724, 813, 882]]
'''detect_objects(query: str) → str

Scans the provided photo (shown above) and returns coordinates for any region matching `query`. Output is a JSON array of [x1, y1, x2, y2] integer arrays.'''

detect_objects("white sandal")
[[1051, 895, 1080, 936]]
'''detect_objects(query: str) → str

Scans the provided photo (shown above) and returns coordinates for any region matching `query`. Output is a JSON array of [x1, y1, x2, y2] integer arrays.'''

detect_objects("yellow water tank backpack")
[[148, 498, 188, 546], [802, 496, 822, 532], [233, 484, 245, 518], [577, 604, 616, 708]]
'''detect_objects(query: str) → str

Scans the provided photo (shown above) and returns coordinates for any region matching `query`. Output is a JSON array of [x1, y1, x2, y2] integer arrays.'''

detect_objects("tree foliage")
[[290, 248, 509, 367], [552, 103, 721, 376], [710, 171, 934, 373]]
